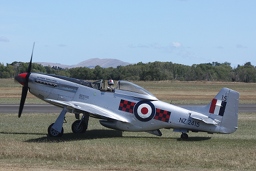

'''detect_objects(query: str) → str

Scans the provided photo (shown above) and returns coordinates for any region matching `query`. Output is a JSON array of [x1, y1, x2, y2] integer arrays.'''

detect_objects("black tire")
[[180, 133, 188, 140], [48, 123, 64, 137], [72, 120, 87, 133]]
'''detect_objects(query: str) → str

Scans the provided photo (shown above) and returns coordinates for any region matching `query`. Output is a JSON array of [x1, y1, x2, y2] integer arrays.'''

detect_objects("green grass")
[[0, 113, 256, 170]]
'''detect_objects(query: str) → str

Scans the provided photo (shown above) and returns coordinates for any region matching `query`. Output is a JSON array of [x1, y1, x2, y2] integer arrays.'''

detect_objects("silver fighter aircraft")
[[15, 46, 240, 139]]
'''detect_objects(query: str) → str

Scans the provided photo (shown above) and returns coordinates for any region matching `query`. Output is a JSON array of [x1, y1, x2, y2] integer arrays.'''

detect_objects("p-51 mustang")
[[15, 46, 240, 139]]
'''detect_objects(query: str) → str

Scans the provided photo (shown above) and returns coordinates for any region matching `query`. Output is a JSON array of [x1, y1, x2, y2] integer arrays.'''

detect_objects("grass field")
[[0, 78, 256, 170], [0, 113, 256, 171]]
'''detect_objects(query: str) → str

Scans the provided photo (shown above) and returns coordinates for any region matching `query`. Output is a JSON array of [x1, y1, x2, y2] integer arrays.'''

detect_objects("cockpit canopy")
[[115, 80, 157, 100]]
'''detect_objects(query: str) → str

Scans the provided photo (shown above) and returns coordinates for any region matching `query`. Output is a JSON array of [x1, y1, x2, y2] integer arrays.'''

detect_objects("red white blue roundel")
[[134, 100, 156, 122]]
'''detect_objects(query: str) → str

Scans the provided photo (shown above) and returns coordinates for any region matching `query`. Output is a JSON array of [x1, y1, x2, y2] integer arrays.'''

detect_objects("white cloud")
[[128, 43, 163, 49], [171, 42, 182, 48], [129, 42, 183, 49]]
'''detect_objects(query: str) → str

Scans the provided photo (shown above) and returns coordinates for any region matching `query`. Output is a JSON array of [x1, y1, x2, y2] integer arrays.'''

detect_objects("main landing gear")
[[47, 108, 89, 137], [174, 129, 189, 140], [71, 115, 89, 134], [180, 133, 189, 140]]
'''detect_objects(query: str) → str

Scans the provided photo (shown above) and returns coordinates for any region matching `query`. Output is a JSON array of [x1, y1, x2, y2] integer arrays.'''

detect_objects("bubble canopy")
[[116, 80, 156, 98]]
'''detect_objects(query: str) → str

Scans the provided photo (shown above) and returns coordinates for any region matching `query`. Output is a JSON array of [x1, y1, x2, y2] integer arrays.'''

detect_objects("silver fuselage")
[[28, 73, 233, 134]]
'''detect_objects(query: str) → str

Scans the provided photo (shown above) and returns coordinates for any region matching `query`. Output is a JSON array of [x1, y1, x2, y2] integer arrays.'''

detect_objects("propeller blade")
[[27, 42, 35, 74], [18, 86, 28, 118], [18, 43, 35, 118]]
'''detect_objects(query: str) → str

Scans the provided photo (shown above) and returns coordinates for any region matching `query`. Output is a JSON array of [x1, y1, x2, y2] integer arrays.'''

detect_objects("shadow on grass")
[[1, 130, 212, 142], [177, 137, 212, 141], [24, 129, 123, 143], [25, 135, 211, 143], [1, 131, 212, 143], [124, 135, 211, 141]]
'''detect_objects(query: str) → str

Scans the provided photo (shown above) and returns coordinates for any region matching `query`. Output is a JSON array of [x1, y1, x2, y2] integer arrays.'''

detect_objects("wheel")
[[72, 120, 87, 133], [48, 123, 64, 137], [180, 133, 188, 140]]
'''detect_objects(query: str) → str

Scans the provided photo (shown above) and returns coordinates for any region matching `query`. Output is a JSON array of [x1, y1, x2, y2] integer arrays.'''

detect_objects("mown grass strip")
[[0, 113, 255, 170]]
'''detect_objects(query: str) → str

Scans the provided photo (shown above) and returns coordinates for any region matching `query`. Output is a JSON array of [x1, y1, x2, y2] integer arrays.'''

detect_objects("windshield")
[[116, 80, 155, 96]]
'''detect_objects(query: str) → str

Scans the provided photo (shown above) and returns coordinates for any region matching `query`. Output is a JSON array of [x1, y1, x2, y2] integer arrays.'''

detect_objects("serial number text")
[[179, 118, 200, 127]]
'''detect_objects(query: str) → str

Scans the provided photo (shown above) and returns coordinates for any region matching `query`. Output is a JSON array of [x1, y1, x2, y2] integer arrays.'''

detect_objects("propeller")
[[15, 43, 35, 118]]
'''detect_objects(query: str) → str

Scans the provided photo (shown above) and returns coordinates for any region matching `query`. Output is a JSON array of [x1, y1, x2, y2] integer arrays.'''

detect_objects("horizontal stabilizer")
[[190, 112, 219, 125]]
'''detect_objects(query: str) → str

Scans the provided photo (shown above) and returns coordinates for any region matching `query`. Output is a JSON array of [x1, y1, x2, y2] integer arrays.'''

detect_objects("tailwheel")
[[72, 120, 87, 133], [48, 123, 64, 137], [180, 133, 188, 140]]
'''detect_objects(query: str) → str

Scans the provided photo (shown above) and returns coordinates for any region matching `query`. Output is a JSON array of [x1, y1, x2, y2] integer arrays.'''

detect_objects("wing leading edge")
[[45, 99, 130, 123]]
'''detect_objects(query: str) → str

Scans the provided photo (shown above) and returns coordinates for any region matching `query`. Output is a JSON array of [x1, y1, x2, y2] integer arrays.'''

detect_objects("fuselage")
[[27, 73, 221, 134]]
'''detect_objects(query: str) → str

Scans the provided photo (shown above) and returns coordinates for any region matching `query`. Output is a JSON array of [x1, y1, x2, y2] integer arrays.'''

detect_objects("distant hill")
[[36, 58, 130, 68]]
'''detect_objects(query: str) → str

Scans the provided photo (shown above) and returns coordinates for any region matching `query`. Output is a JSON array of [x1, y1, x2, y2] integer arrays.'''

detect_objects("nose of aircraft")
[[15, 72, 28, 86]]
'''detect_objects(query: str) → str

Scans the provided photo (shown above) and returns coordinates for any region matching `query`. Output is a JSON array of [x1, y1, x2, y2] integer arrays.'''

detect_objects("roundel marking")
[[137, 103, 152, 118], [134, 100, 156, 122], [141, 107, 148, 115]]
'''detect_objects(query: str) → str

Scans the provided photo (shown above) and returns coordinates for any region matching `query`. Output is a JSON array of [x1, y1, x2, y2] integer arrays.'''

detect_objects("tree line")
[[1, 61, 256, 82]]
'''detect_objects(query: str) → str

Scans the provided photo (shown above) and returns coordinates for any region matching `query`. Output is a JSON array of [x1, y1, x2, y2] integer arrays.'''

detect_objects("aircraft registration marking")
[[179, 118, 200, 127]]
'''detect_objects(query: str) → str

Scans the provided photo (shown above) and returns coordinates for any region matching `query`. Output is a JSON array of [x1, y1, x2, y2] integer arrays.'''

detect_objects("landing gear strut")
[[180, 133, 188, 140], [47, 108, 67, 137], [72, 114, 89, 134]]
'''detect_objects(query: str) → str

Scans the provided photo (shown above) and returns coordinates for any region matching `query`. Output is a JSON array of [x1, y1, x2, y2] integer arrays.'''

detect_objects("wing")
[[190, 112, 219, 125], [45, 99, 130, 123]]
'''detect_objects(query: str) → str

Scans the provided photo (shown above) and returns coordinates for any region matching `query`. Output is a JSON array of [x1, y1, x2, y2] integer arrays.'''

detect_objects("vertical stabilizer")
[[207, 88, 239, 133]]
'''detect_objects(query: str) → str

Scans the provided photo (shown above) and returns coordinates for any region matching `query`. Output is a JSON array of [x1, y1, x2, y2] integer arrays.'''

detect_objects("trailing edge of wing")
[[190, 112, 219, 125], [45, 99, 130, 123]]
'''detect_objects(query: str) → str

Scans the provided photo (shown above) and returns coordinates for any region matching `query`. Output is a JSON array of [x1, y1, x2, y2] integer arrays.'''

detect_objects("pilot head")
[[108, 79, 114, 86]]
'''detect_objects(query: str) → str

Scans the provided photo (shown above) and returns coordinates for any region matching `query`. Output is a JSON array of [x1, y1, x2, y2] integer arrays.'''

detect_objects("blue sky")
[[1, 0, 255, 67]]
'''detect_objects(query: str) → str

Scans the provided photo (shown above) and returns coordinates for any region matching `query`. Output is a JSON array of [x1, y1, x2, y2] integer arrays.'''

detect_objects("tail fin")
[[207, 87, 239, 133]]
